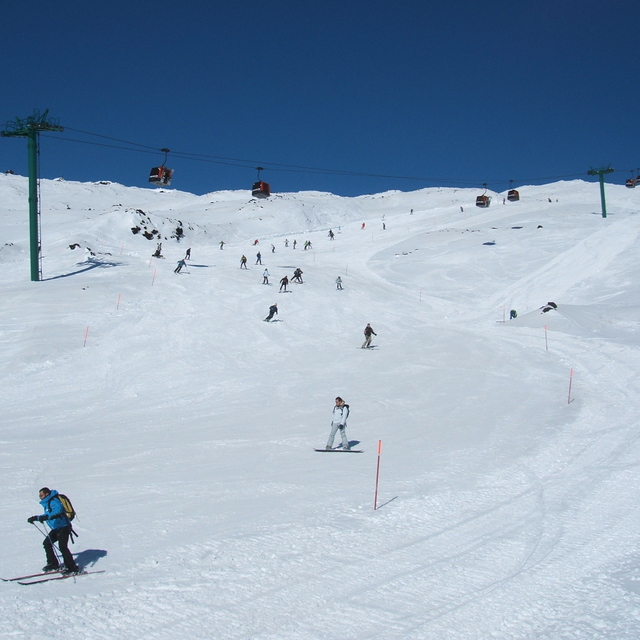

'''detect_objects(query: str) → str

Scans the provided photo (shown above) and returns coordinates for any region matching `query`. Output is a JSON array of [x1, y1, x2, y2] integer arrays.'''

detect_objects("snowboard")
[[314, 448, 363, 453]]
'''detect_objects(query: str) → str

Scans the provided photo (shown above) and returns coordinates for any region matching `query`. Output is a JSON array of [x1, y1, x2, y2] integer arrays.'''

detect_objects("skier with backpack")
[[326, 397, 351, 450], [27, 487, 79, 574]]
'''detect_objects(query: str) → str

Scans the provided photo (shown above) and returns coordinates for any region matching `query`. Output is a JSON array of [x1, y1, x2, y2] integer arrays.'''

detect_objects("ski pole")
[[31, 522, 63, 566]]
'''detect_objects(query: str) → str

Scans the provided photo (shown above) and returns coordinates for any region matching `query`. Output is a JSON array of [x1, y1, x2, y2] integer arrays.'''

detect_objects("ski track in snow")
[[1, 177, 640, 639]]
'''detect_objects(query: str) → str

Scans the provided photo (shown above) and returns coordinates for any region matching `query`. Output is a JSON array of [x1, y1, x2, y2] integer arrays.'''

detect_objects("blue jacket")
[[40, 490, 69, 531]]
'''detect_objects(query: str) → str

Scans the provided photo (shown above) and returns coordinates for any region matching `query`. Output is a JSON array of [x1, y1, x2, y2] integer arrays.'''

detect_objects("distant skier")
[[328, 229, 334, 240], [240, 255, 248, 269], [326, 397, 350, 450], [279, 275, 289, 292], [152, 242, 163, 258], [285, 239, 289, 247], [361, 222, 366, 230], [264, 303, 278, 322], [174, 259, 186, 274], [185, 248, 191, 260], [256, 252, 262, 265], [293, 240, 297, 249], [219, 241, 225, 250], [28, 487, 79, 574], [510, 309, 518, 319], [335, 276, 343, 290], [362, 323, 377, 349], [263, 269, 270, 284], [271, 244, 276, 253], [292, 268, 303, 284]]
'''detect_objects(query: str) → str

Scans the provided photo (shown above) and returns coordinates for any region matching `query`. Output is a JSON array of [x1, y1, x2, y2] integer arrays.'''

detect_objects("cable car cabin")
[[507, 189, 520, 201], [252, 180, 271, 198], [149, 167, 173, 186], [626, 178, 636, 188], [475, 194, 491, 208]]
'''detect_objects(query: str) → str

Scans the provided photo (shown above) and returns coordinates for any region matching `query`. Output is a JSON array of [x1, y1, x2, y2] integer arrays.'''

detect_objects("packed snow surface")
[[1, 175, 640, 639]]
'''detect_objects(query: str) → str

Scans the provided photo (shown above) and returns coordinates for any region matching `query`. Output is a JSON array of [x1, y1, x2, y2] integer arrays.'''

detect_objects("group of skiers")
[[23, 226, 387, 576]]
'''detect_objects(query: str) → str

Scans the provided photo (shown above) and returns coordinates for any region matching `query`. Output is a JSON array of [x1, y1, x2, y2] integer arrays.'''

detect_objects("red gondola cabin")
[[149, 167, 173, 186], [252, 180, 271, 198], [507, 189, 520, 201], [476, 194, 491, 208], [626, 178, 636, 188]]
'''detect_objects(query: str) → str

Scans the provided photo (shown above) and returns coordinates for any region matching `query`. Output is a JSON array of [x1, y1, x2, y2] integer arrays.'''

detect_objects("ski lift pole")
[[373, 440, 382, 510], [1, 110, 64, 281], [587, 165, 614, 218]]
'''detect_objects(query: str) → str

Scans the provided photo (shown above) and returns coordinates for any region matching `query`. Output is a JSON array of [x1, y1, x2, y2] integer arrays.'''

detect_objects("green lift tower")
[[587, 165, 615, 219], [1, 110, 64, 281]]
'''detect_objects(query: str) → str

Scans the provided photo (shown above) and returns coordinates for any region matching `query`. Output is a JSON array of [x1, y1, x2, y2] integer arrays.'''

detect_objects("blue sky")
[[1, 1, 638, 196]]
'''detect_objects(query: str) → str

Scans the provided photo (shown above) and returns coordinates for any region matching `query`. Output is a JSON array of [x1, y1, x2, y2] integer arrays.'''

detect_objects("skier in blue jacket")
[[28, 488, 79, 573]]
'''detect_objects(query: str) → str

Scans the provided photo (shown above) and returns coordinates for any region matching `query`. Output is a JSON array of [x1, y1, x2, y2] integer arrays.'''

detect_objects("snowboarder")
[[174, 259, 186, 274], [256, 252, 262, 265], [152, 242, 163, 258], [264, 303, 278, 321], [263, 269, 270, 284], [362, 323, 377, 349], [240, 255, 248, 269], [28, 488, 79, 574], [326, 397, 350, 450], [279, 275, 289, 292], [335, 276, 343, 290]]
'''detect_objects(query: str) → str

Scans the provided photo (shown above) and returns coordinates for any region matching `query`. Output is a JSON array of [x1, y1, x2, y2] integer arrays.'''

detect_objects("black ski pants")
[[44, 524, 77, 570]]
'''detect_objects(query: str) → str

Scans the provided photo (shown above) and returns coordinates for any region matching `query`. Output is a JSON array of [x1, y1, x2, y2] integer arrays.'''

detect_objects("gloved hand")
[[38, 515, 48, 522], [27, 516, 38, 523]]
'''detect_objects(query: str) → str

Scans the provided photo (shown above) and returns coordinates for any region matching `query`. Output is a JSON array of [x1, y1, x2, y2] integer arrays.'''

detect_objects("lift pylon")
[[587, 165, 614, 218], [1, 110, 64, 281]]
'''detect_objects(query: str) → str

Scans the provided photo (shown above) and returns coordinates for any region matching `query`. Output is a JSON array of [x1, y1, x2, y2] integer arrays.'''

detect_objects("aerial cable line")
[[43, 126, 604, 188]]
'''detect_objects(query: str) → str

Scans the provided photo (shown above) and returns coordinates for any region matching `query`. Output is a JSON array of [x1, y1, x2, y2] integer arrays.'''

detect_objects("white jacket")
[[332, 404, 349, 426]]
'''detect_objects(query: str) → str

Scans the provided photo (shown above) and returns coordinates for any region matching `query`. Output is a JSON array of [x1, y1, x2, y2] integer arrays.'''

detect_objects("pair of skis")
[[2, 568, 104, 585]]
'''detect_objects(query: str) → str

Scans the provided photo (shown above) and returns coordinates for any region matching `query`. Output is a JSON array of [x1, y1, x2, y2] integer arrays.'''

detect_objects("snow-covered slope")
[[1, 174, 640, 639]]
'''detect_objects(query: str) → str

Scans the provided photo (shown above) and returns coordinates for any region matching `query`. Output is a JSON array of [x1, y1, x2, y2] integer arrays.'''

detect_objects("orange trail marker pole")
[[83, 326, 89, 347], [568, 368, 574, 404], [545, 325, 548, 351], [151, 269, 157, 286], [374, 440, 382, 510], [116, 294, 121, 310]]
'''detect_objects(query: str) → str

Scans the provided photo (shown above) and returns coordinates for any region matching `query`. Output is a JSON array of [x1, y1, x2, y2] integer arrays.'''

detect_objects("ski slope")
[[1, 175, 640, 639]]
